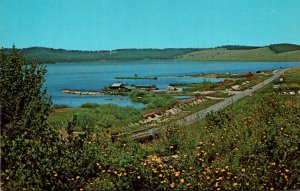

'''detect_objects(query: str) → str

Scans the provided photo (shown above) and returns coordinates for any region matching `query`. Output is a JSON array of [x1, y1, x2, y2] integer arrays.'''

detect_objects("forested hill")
[[3, 43, 300, 63], [2, 47, 200, 63]]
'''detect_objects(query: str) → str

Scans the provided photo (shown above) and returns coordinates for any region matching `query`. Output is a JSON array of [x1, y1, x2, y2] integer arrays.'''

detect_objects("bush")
[[53, 104, 70, 109], [0, 47, 101, 190], [81, 102, 100, 108]]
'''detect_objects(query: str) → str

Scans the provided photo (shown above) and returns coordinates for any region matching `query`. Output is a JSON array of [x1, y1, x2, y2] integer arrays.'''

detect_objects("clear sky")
[[1, 0, 300, 50]]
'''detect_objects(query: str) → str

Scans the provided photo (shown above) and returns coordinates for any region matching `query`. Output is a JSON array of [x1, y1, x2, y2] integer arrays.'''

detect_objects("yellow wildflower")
[[170, 182, 175, 188], [284, 175, 288, 179], [159, 174, 163, 177], [54, 173, 58, 177], [180, 178, 185, 183], [217, 176, 223, 181], [137, 176, 141, 179], [271, 162, 276, 166], [174, 171, 180, 177], [214, 182, 219, 187], [76, 176, 80, 180], [233, 182, 238, 187], [241, 168, 246, 173]]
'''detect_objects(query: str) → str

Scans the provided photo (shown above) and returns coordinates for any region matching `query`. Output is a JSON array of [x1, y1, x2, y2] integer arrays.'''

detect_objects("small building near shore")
[[110, 83, 124, 90]]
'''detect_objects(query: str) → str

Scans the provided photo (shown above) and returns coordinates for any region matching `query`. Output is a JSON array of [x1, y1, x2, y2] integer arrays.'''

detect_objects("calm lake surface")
[[45, 61, 300, 108]]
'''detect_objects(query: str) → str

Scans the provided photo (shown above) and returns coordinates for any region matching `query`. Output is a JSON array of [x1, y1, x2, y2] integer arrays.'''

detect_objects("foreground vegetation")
[[1, 47, 299, 190]]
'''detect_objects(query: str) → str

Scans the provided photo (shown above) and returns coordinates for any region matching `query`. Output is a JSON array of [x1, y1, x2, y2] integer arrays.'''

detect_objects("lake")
[[45, 61, 300, 108]]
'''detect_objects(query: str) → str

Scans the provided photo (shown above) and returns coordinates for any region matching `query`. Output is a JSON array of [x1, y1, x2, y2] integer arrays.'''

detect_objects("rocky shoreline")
[[61, 89, 104, 95]]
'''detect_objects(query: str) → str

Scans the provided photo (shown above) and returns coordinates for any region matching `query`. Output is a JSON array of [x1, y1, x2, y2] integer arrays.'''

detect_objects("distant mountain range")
[[3, 43, 300, 63]]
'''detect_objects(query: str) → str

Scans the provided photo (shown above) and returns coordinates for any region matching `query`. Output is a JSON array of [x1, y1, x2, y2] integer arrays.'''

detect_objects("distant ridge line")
[[2, 43, 300, 63]]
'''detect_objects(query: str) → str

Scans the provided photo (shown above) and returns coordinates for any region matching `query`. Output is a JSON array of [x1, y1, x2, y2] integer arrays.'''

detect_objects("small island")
[[115, 74, 158, 80]]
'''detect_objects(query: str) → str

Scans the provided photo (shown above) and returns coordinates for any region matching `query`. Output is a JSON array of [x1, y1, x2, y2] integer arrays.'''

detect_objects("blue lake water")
[[44, 61, 300, 108]]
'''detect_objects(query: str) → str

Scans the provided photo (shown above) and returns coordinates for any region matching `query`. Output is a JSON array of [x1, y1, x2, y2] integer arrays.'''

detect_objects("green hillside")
[[176, 44, 300, 62]]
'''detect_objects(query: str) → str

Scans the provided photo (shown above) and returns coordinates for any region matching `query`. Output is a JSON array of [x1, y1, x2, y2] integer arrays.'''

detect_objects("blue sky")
[[1, 0, 300, 50]]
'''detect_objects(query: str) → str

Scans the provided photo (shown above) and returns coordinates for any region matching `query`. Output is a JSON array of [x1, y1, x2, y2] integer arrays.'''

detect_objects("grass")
[[170, 81, 213, 92], [129, 89, 179, 110], [176, 46, 300, 62], [278, 66, 300, 90], [48, 104, 142, 132]]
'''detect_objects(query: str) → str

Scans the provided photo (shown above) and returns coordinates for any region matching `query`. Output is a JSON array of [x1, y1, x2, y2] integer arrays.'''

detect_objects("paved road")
[[131, 68, 289, 140]]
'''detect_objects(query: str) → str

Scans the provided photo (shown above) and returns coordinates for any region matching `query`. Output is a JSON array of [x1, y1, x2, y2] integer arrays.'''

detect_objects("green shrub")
[[53, 104, 70, 109], [81, 102, 100, 108], [0, 47, 102, 190]]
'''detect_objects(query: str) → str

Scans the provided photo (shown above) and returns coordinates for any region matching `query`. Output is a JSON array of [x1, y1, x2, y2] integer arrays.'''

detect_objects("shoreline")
[[41, 60, 300, 64], [61, 89, 104, 95]]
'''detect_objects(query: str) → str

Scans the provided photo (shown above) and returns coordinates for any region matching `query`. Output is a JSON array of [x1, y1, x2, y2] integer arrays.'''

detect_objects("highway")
[[130, 68, 289, 140]]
